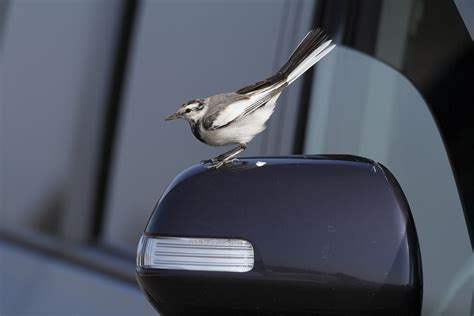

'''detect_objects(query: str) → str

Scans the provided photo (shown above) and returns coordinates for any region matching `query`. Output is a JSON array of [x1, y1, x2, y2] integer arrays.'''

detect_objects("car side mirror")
[[136, 155, 422, 315]]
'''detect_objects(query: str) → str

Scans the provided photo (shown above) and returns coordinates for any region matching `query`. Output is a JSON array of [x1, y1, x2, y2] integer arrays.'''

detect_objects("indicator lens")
[[137, 236, 254, 273]]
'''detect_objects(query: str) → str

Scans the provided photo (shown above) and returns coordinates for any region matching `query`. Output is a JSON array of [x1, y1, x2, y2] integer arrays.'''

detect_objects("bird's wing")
[[237, 84, 285, 117], [203, 82, 286, 131], [202, 93, 249, 130]]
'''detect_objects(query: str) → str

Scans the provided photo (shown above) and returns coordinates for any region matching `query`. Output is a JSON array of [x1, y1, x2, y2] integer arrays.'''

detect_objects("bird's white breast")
[[199, 93, 280, 146]]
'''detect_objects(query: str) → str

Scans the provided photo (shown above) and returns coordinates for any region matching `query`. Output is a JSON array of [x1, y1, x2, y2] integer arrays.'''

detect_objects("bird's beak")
[[165, 113, 180, 121]]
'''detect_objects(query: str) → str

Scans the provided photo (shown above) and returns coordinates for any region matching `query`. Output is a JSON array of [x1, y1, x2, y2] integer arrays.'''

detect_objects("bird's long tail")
[[279, 29, 335, 85], [235, 29, 334, 95]]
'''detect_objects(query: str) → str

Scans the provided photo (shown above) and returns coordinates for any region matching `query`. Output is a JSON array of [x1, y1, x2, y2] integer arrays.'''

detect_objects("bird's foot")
[[201, 143, 246, 169], [207, 160, 225, 169], [201, 155, 224, 165], [201, 153, 230, 166], [200, 158, 215, 164], [201, 157, 224, 168], [206, 158, 241, 169], [204, 157, 240, 169]]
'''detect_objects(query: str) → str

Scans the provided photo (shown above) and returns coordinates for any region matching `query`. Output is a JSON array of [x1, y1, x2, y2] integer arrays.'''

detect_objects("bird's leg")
[[214, 143, 247, 167], [201, 147, 236, 164], [201, 143, 243, 164], [203, 143, 247, 169]]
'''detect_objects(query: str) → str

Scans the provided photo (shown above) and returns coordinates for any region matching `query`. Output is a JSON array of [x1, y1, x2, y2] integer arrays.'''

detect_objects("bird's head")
[[165, 99, 208, 123]]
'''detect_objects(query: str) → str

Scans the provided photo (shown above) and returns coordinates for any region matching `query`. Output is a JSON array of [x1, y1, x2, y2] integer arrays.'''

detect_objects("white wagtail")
[[166, 29, 335, 168]]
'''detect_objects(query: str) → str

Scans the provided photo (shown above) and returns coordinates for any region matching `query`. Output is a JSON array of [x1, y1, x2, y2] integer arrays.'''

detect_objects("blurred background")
[[1, 0, 473, 315]]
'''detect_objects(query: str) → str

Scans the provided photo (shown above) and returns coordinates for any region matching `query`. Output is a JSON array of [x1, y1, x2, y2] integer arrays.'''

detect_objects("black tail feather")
[[236, 29, 329, 95], [278, 28, 329, 77]]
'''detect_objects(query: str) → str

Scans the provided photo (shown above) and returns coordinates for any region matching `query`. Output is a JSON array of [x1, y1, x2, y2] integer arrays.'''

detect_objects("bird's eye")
[[185, 108, 191, 113]]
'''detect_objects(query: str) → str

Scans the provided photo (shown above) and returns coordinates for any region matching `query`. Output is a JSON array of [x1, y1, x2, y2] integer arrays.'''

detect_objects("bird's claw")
[[201, 157, 221, 164], [202, 158, 235, 169], [201, 157, 223, 168], [207, 160, 225, 169]]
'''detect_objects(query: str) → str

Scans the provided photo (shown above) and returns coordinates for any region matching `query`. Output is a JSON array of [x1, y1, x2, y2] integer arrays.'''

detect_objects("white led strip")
[[137, 236, 254, 273]]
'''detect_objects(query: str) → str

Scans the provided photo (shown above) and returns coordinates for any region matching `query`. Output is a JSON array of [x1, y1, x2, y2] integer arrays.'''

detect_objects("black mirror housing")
[[136, 155, 422, 315]]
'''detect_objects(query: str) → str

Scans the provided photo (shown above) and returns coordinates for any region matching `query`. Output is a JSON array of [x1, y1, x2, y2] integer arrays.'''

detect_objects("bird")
[[166, 29, 335, 169]]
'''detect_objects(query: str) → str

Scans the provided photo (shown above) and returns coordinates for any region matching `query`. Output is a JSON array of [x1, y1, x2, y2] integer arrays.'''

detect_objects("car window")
[[2, 1, 122, 240], [100, 0, 316, 254], [303, 45, 472, 315]]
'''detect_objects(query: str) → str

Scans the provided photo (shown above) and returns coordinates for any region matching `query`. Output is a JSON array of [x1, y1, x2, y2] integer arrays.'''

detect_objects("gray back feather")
[[202, 93, 248, 129]]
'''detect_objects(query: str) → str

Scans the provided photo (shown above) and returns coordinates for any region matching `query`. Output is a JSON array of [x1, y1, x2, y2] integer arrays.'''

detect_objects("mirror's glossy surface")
[[138, 156, 422, 315]]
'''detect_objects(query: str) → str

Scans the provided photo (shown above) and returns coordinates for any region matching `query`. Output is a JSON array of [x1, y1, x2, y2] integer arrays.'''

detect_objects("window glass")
[[371, 0, 473, 240], [2, 1, 121, 240], [304, 45, 471, 315], [101, 0, 316, 254]]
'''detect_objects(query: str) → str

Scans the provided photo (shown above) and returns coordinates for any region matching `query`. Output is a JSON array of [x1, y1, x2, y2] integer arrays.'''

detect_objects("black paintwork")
[[137, 155, 423, 315]]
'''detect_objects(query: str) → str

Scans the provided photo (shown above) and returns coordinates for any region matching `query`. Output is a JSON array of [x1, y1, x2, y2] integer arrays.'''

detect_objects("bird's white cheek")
[[193, 111, 206, 121]]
